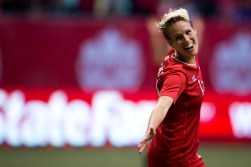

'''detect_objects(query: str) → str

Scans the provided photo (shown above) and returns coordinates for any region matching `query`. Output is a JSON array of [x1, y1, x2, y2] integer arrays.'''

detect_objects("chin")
[[186, 50, 198, 57], [192, 47, 199, 56], [193, 51, 198, 56]]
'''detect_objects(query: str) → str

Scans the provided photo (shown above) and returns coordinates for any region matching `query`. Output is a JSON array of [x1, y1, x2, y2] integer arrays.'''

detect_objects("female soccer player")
[[138, 8, 206, 167]]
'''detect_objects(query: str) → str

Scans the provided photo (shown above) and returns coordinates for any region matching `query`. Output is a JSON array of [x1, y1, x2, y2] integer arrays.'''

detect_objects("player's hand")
[[138, 128, 156, 154]]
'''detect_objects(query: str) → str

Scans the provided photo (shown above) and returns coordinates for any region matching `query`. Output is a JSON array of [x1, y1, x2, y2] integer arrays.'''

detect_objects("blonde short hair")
[[157, 8, 190, 28], [157, 8, 192, 41]]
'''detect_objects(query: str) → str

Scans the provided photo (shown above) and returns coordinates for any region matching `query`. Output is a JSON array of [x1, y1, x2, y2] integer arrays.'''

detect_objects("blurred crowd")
[[0, 0, 250, 21]]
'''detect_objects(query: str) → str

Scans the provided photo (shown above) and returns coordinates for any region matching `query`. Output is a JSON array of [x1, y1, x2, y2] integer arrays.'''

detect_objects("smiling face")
[[167, 20, 199, 62]]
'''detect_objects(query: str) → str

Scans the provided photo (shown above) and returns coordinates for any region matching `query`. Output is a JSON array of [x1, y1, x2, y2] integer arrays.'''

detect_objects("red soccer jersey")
[[149, 49, 205, 163]]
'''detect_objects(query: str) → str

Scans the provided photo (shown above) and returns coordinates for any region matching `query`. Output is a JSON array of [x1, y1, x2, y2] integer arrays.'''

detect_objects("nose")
[[184, 34, 190, 42]]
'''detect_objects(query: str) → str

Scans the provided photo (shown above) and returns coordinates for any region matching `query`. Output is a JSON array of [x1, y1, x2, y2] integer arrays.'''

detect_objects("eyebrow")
[[173, 27, 192, 37]]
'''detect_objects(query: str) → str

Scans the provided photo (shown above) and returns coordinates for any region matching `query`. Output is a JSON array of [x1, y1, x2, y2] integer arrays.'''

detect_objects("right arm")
[[138, 95, 173, 154]]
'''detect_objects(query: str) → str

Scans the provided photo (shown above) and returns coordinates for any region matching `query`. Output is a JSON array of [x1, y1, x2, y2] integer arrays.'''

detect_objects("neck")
[[174, 54, 195, 64]]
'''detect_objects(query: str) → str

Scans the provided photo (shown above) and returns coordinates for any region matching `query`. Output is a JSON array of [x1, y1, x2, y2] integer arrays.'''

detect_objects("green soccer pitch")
[[0, 143, 251, 167]]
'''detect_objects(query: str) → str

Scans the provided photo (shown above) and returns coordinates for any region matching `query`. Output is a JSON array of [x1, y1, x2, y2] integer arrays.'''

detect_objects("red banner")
[[0, 16, 156, 90], [1, 17, 251, 94], [0, 16, 251, 147]]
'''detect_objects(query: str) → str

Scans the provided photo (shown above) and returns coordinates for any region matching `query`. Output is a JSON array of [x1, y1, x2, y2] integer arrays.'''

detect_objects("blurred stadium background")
[[0, 0, 251, 166]]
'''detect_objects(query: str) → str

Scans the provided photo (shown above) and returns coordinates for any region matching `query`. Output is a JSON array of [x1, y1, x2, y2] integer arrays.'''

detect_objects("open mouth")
[[184, 43, 194, 50]]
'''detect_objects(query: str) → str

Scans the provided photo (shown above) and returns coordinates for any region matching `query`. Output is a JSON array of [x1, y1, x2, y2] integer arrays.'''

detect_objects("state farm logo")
[[76, 27, 144, 92], [229, 102, 251, 138], [210, 32, 251, 95]]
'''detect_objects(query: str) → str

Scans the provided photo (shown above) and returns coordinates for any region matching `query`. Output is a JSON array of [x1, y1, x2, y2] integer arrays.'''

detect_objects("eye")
[[186, 30, 192, 35], [175, 35, 182, 41]]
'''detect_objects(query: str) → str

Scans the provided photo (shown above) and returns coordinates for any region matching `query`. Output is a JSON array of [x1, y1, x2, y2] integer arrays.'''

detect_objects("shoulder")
[[160, 62, 187, 82], [161, 55, 186, 75]]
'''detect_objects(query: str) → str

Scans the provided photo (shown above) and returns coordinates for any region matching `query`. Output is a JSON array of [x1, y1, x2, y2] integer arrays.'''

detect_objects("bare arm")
[[138, 96, 173, 154]]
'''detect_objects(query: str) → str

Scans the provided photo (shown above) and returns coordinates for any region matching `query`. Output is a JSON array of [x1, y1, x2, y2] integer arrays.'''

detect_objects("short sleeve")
[[159, 71, 186, 103]]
